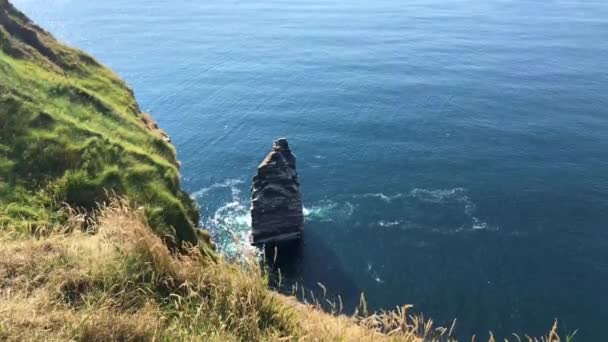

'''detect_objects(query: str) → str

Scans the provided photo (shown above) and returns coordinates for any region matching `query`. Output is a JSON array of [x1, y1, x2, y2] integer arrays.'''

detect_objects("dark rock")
[[251, 138, 304, 245]]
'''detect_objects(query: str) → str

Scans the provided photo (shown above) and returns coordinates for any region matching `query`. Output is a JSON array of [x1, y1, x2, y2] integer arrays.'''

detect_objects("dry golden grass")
[[0, 199, 573, 341]]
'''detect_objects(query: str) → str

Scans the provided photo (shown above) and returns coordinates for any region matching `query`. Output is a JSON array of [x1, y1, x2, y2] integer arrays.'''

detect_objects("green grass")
[[0, 0, 208, 248]]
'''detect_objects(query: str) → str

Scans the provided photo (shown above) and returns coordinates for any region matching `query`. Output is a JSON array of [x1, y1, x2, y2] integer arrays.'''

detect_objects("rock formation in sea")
[[251, 138, 304, 246]]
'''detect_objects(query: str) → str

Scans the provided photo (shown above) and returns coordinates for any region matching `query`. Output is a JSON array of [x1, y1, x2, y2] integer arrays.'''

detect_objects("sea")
[[12, 0, 608, 339]]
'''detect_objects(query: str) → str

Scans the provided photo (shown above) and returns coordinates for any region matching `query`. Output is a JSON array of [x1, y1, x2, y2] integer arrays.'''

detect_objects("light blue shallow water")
[[13, 0, 608, 339]]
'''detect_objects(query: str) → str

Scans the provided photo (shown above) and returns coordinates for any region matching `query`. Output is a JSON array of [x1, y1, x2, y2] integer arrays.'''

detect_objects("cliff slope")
[[0, 0, 206, 246]]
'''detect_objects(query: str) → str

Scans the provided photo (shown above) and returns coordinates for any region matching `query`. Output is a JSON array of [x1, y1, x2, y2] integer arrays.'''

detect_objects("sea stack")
[[251, 138, 304, 246]]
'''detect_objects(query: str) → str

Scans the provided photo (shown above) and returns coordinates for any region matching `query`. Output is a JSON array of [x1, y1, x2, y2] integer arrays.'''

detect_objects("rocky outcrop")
[[251, 138, 304, 245]]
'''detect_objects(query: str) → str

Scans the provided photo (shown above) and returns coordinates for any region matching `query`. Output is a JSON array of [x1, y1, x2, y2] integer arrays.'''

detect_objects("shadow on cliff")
[[262, 227, 361, 313]]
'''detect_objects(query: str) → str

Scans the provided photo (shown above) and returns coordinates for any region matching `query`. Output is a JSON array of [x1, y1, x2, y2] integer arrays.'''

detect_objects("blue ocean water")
[[13, 0, 608, 339]]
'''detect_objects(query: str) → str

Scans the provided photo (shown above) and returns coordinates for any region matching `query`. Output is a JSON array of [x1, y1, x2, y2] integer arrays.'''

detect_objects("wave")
[[192, 179, 496, 257], [409, 187, 495, 232], [378, 220, 401, 227], [355, 193, 404, 203], [303, 187, 493, 232], [367, 262, 384, 284], [409, 187, 466, 204], [191, 179, 244, 200], [193, 179, 253, 259], [304, 200, 355, 222]]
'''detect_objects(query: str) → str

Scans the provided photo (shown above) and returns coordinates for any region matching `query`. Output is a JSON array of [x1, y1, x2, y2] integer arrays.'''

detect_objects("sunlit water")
[[13, 0, 608, 339]]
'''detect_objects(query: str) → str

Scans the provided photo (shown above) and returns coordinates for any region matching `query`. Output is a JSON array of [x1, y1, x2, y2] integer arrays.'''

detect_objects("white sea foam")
[[358, 187, 496, 232], [366, 262, 384, 283], [378, 220, 401, 227], [304, 200, 354, 222], [409, 187, 466, 203], [197, 179, 360, 256], [356, 193, 404, 203], [195, 178, 496, 259], [194, 179, 253, 259], [191, 179, 244, 200], [409, 187, 495, 232], [472, 217, 489, 230]]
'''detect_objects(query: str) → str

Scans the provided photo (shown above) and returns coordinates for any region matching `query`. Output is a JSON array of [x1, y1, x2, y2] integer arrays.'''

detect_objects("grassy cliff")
[[0, 0, 207, 247]]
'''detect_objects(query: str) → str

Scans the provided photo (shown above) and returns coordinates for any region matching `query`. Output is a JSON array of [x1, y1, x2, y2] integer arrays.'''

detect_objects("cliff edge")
[[0, 0, 208, 247]]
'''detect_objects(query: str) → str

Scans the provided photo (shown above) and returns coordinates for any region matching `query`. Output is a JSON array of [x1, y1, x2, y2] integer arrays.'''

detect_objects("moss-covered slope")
[[0, 0, 204, 246]]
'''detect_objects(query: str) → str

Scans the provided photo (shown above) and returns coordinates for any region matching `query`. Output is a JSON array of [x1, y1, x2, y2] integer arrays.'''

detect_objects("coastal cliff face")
[[251, 138, 304, 245], [0, 0, 208, 247]]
